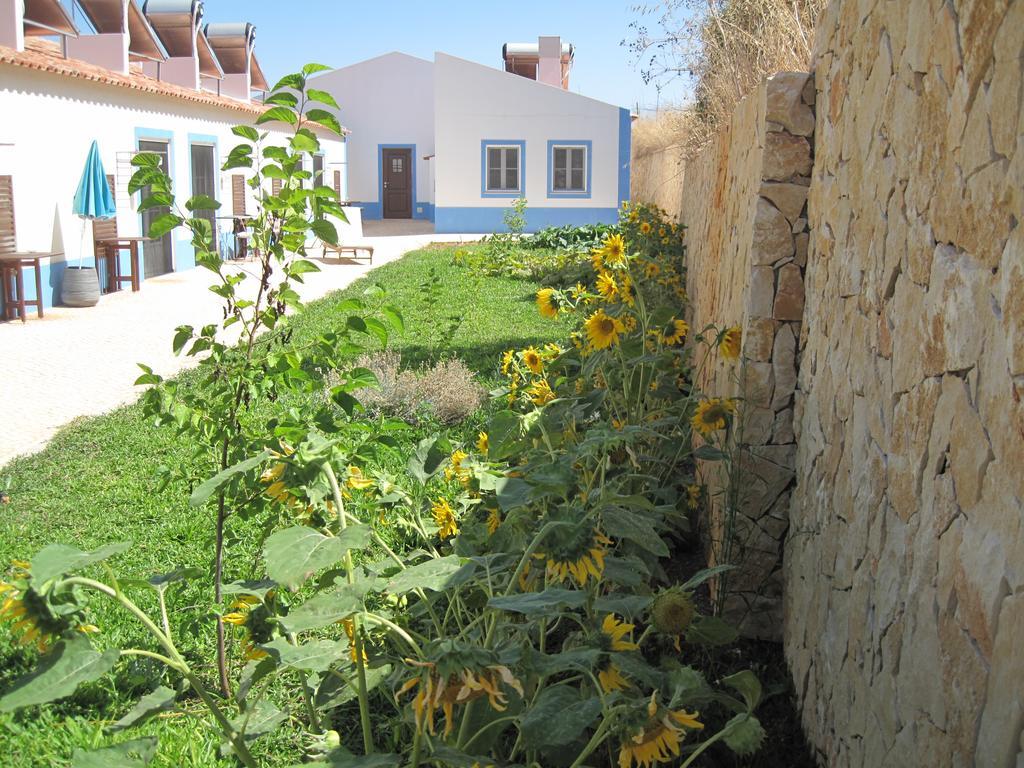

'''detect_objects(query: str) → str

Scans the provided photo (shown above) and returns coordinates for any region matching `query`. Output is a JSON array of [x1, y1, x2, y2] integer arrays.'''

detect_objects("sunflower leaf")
[[385, 555, 470, 595], [519, 685, 601, 748], [264, 525, 370, 590], [72, 737, 157, 768], [488, 589, 588, 617], [259, 637, 347, 673], [111, 685, 177, 731], [0, 636, 119, 712], [29, 542, 131, 585], [278, 584, 366, 634]]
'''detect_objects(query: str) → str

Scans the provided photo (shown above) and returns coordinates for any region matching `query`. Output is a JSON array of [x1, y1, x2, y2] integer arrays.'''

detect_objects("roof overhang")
[[249, 52, 268, 91], [195, 29, 222, 79], [23, 0, 79, 37]]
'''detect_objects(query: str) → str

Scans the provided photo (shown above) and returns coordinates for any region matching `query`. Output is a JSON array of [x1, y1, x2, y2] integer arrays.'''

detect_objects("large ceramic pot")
[[61, 265, 101, 307]]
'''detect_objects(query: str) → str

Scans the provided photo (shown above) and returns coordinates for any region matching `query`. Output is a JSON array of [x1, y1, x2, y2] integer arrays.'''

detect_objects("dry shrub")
[[629, 0, 828, 157], [337, 350, 485, 425]]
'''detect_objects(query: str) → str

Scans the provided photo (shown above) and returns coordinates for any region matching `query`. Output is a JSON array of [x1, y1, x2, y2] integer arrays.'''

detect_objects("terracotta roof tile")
[[0, 39, 347, 133]]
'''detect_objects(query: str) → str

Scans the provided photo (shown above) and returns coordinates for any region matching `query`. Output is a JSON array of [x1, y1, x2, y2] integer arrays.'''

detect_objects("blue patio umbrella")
[[72, 140, 117, 267]]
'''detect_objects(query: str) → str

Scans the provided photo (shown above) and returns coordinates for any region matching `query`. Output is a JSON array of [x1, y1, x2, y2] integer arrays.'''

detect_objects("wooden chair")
[[92, 215, 142, 293], [322, 241, 374, 264], [0, 174, 48, 322]]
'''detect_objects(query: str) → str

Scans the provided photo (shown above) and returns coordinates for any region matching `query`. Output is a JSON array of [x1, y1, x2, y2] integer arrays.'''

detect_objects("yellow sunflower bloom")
[[501, 349, 515, 375], [719, 326, 742, 360], [656, 318, 688, 346], [522, 347, 544, 374], [342, 617, 367, 663], [591, 248, 605, 272], [598, 662, 631, 692], [617, 701, 704, 768], [476, 431, 489, 454], [639, 221, 652, 235], [685, 484, 701, 510], [346, 465, 374, 490], [527, 378, 555, 406], [691, 398, 737, 436], [602, 233, 627, 265], [431, 498, 459, 540], [486, 508, 501, 535], [602, 614, 640, 651], [644, 261, 661, 279], [444, 450, 470, 483], [584, 310, 625, 350], [400, 661, 523, 738], [536, 288, 559, 319], [596, 272, 618, 301]]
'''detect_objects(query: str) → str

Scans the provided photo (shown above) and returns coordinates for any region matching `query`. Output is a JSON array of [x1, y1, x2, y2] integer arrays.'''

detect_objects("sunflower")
[[602, 614, 640, 651], [536, 288, 559, 319], [342, 617, 367, 663], [719, 326, 742, 360], [486, 508, 501, 535], [691, 398, 737, 437], [639, 221, 652, 235], [651, 590, 696, 651], [522, 346, 544, 374], [527, 378, 555, 406], [598, 661, 631, 693], [584, 310, 625, 350], [399, 653, 523, 738], [345, 465, 374, 490], [476, 431, 489, 454], [644, 261, 661, 279], [0, 562, 90, 653], [622, 314, 638, 333], [617, 702, 705, 768], [656, 318, 688, 346], [501, 349, 515, 375], [658, 227, 667, 237], [619, 274, 635, 307], [685, 484, 701, 510], [538, 522, 612, 587], [591, 248, 605, 272], [543, 342, 563, 358], [596, 272, 619, 301], [431, 498, 459, 540], [602, 233, 627, 265], [444, 450, 470, 484], [222, 594, 275, 660]]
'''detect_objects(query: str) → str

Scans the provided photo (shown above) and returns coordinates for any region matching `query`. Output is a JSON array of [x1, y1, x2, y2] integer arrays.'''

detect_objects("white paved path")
[[0, 222, 480, 466]]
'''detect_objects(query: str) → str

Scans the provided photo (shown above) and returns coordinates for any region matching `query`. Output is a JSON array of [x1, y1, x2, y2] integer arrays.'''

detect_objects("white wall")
[[310, 53, 434, 216], [433, 52, 622, 210], [0, 65, 345, 283]]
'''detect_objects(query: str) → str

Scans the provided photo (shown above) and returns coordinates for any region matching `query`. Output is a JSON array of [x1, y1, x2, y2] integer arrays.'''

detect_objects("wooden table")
[[0, 251, 59, 322], [95, 237, 146, 293]]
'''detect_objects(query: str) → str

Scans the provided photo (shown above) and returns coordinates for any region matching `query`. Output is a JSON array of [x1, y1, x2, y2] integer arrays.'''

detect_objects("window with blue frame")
[[547, 140, 592, 198], [481, 140, 526, 197]]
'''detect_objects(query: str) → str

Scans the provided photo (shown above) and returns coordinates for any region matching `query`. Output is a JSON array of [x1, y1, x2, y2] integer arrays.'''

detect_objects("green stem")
[[678, 725, 730, 767], [119, 648, 178, 667], [287, 632, 322, 731], [360, 612, 424, 658], [64, 577, 258, 768], [323, 462, 374, 756]]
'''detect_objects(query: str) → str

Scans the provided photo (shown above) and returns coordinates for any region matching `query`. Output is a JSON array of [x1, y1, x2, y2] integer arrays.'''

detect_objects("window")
[[312, 154, 324, 184], [485, 144, 521, 193], [552, 146, 586, 191], [547, 140, 592, 197]]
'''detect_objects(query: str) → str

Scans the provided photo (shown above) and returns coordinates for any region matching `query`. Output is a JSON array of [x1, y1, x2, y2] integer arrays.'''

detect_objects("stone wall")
[[630, 144, 686, 220], [683, 73, 815, 640], [785, 0, 1024, 766]]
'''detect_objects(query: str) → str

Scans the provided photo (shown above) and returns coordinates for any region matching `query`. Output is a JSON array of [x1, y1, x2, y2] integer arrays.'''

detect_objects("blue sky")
[[207, 0, 673, 112]]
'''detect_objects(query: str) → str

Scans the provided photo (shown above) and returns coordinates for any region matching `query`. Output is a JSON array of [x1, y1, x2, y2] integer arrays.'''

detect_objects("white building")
[[0, 0, 347, 309], [312, 36, 630, 234]]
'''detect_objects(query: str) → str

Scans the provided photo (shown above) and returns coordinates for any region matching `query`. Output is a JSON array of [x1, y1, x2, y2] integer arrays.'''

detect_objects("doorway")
[[137, 139, 173, 278], [381, 147, 412, 219], [189, 143, 217, 254]]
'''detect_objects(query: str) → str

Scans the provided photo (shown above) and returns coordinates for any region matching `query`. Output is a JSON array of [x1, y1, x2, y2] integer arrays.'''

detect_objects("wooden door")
[[381, 148, 412, 219], [189, 143, 217, 253], [138, 139, 173, 278]]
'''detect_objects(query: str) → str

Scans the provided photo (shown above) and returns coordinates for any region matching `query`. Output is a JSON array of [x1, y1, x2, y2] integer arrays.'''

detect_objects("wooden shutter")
[[232, 174, 246, 215], [333, 170, 341, 199], [272, 178, 282, 196], [0, 176, 15, 254]]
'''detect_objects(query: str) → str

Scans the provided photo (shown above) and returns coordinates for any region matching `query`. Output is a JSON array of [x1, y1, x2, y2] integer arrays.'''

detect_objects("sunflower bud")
[[651, 591, 695, 635]]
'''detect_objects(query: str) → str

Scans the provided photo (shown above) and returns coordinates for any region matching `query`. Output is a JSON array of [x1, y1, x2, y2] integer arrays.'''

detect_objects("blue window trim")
[[480, 139, 526, 199], [546, 139, 592, 199], [134, 127, 176, 276], [378, 143, 416, 217]]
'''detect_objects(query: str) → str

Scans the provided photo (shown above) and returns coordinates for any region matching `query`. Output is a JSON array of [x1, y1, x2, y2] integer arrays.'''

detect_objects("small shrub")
[[338, 350, 485, 425]]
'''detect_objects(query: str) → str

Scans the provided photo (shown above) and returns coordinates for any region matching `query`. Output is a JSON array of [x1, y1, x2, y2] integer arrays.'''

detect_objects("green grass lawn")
[[0, 245, 572, 767]]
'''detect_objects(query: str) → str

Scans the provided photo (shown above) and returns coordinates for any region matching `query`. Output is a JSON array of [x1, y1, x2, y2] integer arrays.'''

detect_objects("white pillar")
[[0, 0, 25, 52]]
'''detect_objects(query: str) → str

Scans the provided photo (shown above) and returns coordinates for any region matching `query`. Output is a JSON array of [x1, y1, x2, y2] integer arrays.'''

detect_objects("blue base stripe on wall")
[[355, 201, 434, 222], [434, 207, 619, 234]]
